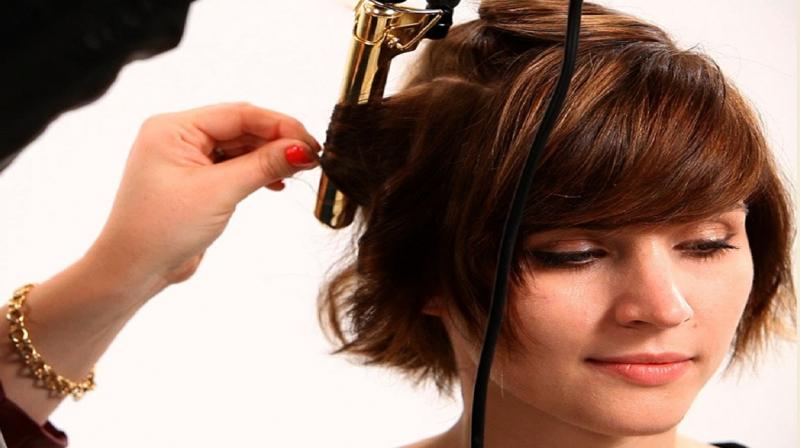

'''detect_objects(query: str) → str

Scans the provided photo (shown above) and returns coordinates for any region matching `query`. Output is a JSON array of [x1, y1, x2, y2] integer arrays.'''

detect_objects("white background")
[[0, 1, 796, 447]]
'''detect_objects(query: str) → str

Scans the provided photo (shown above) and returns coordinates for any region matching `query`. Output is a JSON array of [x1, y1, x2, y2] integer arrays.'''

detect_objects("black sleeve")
[[0, 380, 67, 448], [0, 0, 196, 172]]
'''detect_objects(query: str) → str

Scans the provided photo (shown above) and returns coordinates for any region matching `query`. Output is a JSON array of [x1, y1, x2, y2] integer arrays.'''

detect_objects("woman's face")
[[447, 206, 752, 437]]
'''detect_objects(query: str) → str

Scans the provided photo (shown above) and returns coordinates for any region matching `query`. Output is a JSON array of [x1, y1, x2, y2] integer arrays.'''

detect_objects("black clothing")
[[0, 0, 195, 172]]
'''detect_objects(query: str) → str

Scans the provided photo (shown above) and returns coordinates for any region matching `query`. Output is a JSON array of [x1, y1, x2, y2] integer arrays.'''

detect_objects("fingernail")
[[285, 145, 317, 167]]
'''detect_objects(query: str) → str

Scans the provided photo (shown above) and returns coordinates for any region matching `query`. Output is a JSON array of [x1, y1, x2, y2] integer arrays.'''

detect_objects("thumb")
[[210, 138, 319, 203]]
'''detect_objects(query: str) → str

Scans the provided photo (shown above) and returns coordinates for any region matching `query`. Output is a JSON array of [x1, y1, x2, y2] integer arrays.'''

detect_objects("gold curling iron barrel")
[[314, 0, 451, 229]]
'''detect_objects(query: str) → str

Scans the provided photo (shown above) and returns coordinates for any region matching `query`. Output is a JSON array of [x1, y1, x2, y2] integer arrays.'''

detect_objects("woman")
[[318, 0, 794, 447], [0, 1, 793, 447]]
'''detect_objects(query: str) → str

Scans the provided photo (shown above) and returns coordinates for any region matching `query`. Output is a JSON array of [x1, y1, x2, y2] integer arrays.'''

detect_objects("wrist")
[[79, 239, 170, 312]]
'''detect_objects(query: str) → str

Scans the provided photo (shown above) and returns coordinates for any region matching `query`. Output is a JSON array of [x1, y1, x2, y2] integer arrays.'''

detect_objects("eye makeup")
[[527, 248, 607, 270], [524, 238, 739, 272], [675, 234, 740, 262]]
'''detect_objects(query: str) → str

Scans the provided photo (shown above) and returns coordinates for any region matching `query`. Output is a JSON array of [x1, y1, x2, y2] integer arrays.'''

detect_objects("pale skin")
[[0, 102, 321, 425], [407, 208, 752, 448]]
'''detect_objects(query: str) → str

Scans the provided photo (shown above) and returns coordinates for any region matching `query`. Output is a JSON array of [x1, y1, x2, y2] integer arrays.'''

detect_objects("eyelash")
[[525, 238, 739, 272]]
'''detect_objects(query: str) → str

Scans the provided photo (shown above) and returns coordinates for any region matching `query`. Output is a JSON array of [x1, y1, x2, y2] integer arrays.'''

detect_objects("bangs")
[[519, 45, 766, 231]]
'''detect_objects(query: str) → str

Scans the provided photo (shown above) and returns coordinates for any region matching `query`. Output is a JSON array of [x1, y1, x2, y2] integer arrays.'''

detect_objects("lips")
[[586, 353, 694, 386], [588, 352, 692, 364]]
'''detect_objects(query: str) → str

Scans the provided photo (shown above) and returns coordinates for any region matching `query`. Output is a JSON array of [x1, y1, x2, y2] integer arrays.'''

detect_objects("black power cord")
[[469, 1, 583, 447], [377, 1, 583, 446]]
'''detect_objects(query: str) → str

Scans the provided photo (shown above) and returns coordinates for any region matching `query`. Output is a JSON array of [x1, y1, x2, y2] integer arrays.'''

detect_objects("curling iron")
[[314, 0, 457, 228], [314, 1, 583, 447]]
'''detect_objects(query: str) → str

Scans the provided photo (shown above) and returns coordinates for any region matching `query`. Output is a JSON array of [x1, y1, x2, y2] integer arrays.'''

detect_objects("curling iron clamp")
[[314, 0, 453, 229]]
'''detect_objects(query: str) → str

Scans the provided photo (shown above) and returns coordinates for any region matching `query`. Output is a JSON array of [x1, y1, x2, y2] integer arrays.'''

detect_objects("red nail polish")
[[285, 145, 316, 166]]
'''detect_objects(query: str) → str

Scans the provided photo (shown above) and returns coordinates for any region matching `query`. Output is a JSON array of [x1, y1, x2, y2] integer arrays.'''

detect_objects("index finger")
[[179, 102, 321, 155]]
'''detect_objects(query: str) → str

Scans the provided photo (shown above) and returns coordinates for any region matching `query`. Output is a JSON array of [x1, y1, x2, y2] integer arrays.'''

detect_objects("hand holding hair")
[[89, 102, 321, 286]]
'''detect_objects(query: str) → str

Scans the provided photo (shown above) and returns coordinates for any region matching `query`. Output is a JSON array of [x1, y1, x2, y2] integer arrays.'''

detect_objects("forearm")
[[0, 245, 169, 425]]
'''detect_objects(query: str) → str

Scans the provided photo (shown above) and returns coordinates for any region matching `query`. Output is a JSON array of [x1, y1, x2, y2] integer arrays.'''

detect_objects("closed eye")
[[524, 236, 739, 271], [525, 249, 607, 270], [677, 236, 739, 261]]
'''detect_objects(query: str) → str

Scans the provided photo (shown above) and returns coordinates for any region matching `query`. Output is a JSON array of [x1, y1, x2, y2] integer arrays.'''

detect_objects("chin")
[[572, 363, 705, 436], [572, 396, 692, 437], [595, 413, 685, 437]]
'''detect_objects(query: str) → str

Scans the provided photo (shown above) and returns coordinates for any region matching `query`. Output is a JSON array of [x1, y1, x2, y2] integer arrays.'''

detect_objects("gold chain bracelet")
[[6, 283, 96, 400]]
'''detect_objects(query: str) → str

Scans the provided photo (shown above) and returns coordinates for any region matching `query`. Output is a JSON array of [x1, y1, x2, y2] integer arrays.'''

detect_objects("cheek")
[[683, 251, 754, 356], [507, 274, 604, 365], [493, 274, 609, 412]]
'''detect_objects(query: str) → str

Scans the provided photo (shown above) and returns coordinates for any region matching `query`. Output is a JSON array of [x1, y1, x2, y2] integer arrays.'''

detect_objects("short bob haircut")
[[318, 0, 795, 392]]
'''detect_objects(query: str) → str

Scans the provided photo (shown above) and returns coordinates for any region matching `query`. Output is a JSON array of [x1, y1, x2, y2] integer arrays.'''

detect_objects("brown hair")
[[318, 0, 796, 392]]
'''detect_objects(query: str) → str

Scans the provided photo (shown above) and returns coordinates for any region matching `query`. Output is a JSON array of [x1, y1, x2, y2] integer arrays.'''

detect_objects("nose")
[[613, 240, 694, 329]]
